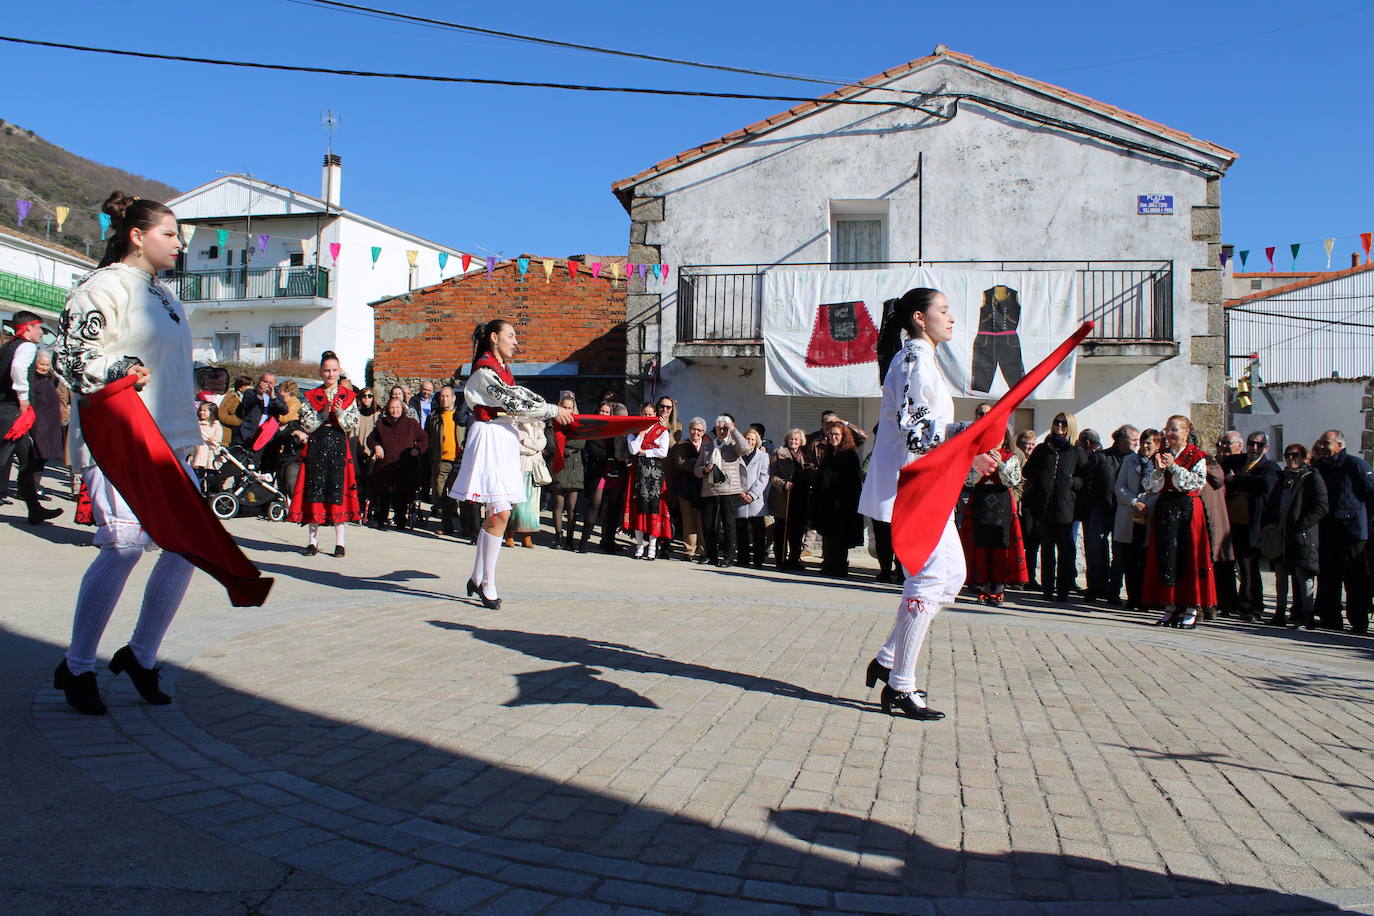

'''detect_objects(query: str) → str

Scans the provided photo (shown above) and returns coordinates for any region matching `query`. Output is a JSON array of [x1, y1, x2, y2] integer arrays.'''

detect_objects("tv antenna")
[[322, 109, 340, 156]]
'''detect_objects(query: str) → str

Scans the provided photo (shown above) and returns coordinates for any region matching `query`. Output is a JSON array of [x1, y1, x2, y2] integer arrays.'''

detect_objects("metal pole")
[[916, 151, 923, 263]]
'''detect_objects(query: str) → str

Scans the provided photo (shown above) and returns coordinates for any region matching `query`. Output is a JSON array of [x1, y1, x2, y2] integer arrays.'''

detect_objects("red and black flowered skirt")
[[622, 461, 673, 539], [960, 503, 1028, 585], [1143, 492, 1216, 608], [287, 426, 361, 525]]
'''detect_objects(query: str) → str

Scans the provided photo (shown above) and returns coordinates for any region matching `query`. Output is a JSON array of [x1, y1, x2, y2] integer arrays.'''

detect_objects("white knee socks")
[[129, 551, 195, 668], [634, 531, 645, 557], [876, 597, 940, 701], [478, 529, 502, 598], [646, 536, 657, 559], [67, 545, 143, 675], [334, 523, 346, 548], [68, 547, 193, 675], [308, 524, 319, 546]]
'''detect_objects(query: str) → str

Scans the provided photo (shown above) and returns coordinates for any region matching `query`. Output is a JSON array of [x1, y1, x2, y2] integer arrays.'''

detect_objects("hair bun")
[[102, 191, 136, 232]]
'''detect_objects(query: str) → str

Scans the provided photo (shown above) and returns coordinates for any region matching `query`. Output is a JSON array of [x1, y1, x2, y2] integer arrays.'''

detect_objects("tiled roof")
[[1225, 261, 1374, 307], [612, 47, 1237, 195]]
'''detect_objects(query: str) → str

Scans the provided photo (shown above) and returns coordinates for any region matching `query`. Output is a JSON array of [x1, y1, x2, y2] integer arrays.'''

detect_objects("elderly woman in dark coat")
[[1268, 443, 1328, 628], [28, 349, 66, 474], [366, 397, 429, 529]]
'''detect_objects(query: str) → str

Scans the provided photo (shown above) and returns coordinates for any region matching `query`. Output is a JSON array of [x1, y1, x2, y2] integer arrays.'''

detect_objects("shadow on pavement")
[[7, 622, 1353, 910], [1109, 744, 1374, 792], [427, 620, 873, 713], [253, 560, 469, 603]]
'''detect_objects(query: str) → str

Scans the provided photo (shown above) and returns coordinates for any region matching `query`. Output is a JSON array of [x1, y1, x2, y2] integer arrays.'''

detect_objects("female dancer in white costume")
[[858, 289, 998, 721], [450, 320, 572, 608]]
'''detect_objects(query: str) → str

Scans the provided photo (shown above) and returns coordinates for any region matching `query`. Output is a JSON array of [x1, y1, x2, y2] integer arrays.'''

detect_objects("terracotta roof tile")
[[1224, 261, 1374, 307], [612, 48, 1236, 195]]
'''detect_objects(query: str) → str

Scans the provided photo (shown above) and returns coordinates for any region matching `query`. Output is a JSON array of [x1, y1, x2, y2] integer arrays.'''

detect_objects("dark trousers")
[[970, 332, 1026, 393], [736, 516, 766, 567], [872, 520, 905, 578], [1039, 521, 1076, 598], [1121, 532, 1146, 609], [279, 461, 301, 511], [821, 534, 849, 576], [1316, 536, 1370, 631], [1214, 560, 1238, 615], [774, 513, 805, 567], [1083, 508, 1113, 597], [1274, 561, 1314, 624], [1233, 525, 1264, 616], [0, 403, 40, 511], [701, 495, 737, 564], [433, 459, 460, 534]]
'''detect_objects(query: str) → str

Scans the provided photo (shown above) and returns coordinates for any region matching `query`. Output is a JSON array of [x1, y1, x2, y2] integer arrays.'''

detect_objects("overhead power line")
[[0, 34, 916, 106], [285, 0, 907, 94]]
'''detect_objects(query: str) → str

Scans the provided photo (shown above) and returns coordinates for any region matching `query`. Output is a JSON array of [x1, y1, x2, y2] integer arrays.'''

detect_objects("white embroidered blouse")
[[1141, 457, 1208, 495], [56, 263, 199, 468], [859, 337, 957, 522]]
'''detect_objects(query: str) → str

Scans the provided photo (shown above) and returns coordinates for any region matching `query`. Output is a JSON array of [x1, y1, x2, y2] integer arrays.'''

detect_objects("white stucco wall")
[[171, 176, 465, 381], [1233, 378, 1372, 461], [628, 56, 1231, 443], [0, 229, 94, 323]]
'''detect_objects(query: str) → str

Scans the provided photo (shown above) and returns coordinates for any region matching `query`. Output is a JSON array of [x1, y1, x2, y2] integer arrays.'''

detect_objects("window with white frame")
[[830, 200, 889, 270]]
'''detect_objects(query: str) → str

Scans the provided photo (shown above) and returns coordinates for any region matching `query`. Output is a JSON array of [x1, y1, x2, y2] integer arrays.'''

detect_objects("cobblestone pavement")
[[10, 508, 1374, 914]]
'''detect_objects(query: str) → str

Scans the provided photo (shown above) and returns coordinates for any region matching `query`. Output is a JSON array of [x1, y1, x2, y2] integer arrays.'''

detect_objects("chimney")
[[322, 154, 342, 208], [1355, 253, 1361, 269]]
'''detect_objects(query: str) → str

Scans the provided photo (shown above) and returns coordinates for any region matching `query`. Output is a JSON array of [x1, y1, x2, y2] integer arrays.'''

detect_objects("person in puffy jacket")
[[694, 415, 753, 567], [733, 427, 770, 568], [1021, 411, 1087, 601]]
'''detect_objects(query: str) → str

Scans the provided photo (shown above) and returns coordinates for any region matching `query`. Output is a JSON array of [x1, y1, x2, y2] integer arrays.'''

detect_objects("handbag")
[[1258, 523, 1284, 562], [531, 453, 552, 486]]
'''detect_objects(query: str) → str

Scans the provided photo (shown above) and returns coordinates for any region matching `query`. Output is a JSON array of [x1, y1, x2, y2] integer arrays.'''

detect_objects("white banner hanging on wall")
[[761, 267, 1080, 400]]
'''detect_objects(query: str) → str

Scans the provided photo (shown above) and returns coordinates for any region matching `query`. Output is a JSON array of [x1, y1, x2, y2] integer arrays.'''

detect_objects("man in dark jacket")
[[234, 372, 281, 456], [426, 385, 466, 537], [1090, 425, 1138, 603], [1224, 431, 1281, 620], [1312, 429, 1374, 633], [1022, 413, 1087, 602]]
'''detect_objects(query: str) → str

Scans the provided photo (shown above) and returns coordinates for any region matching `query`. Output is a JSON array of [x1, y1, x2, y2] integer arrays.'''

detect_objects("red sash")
[[551, 416, 660, 473], [892, 322, 1094, 577], [78, 375, 273, 607]]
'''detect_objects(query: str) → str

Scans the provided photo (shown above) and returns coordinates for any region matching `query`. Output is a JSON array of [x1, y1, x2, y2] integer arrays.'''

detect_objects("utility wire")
[[285, 0, 913, 95], [0, 34, 916, 106]]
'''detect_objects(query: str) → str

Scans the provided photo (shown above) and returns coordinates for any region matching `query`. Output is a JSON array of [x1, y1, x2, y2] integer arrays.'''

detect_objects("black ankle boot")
[[880, 684, 944, 720], [109, 645, 171, 705], [53, 660, 107, 715]]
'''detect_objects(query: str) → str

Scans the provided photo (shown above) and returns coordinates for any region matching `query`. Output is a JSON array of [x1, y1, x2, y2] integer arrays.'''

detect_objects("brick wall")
[[372, 261, 627, 405]]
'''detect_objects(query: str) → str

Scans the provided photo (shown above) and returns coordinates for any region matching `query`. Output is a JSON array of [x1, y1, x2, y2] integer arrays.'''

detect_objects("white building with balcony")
[[166, 156, 469, 381], [613, 47, 1239, 444], [0, 227, 95, 338]]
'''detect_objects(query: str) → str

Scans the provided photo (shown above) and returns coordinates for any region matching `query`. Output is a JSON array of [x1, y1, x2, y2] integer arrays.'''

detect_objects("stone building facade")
[[612, 46, 1238, 447]]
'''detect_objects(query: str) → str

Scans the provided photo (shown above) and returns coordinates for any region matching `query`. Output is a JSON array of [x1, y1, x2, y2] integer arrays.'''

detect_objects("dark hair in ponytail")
[[876, 287, 942, 381], [471, 319, 511, 366], [98, 191, 176, 268], [319, 349, 339, 367]]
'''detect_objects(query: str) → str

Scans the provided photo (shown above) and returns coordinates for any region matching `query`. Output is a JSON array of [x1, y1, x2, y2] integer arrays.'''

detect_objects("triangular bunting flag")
[[1289, 243, 1300, 270], [55, 206, 70, 232], [16, 199, 31, 226], [329, 242, 341, 264], [405, 249, 418, 267], [216, 229, 230, 249], [1362, 232, 1372, 264], [1264, 246, 1276, 271], [542, 259, 553, 283], [1323, 238, 1335, 269], [461, 253, 472, 272], [371, 246, 382, 268], [517, 257, 529, 278], [438, 252, 449, 272], [1239, 250, 1249, 269], [567, 260, 579, 282]]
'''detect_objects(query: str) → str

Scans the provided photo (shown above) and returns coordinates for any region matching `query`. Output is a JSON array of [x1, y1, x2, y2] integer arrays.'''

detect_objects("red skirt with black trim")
[[959, 505, 1028, 585], [287, 439, 361, 525], [622, 463, 673, 539], [1142, 493, 1216, 608]]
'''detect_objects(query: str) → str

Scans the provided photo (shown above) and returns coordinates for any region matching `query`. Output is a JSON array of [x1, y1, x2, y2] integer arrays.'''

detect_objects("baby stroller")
[[203, 445, 289, 521]]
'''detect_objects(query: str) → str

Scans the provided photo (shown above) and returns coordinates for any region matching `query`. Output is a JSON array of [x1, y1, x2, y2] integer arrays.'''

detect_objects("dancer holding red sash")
[[50, 193, 202, 715], [623, 415, 673, 560], [450, 320, 574, 609]]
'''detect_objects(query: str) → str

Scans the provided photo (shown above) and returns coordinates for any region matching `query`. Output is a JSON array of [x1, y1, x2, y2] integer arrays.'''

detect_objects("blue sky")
[[3, 0, 1371, 268]]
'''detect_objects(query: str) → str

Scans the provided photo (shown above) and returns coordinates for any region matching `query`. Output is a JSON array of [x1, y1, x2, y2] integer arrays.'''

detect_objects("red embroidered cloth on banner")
[[551, 415, 660, 474], [78, 375, 273, 607], [892, 322, 1095, 577]]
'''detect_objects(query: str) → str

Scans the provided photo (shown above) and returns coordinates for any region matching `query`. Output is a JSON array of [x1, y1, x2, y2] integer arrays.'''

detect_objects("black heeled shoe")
[[880, 684, 944, 721], [863, 658, 925, 696], [477, 584, 502, 610], [303, 544, 318, 557], [109, 645, 171, 705], [466, 578, 481, 598], [333, 546, 346, 558], [53, 660, 107, 715]]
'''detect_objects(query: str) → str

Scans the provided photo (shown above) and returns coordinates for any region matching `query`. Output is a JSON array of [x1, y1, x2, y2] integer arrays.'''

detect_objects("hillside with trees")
[[0, 118, 179, 258]]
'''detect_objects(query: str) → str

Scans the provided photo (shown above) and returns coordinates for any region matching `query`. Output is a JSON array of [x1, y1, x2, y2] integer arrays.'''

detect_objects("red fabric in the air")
[[551, 415, 659, 474], [77, 375, 273, 607], [891, 322, 1094, 578]]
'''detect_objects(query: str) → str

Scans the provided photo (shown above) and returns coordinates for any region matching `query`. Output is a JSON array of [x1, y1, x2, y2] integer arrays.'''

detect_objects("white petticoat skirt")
[[449, 420, 524, 504]]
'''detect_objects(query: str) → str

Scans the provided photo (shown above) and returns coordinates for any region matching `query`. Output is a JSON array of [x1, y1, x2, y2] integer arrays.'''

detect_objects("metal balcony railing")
[[675, 261, 1174, 345], [0, 270, 71, 312], [166, 266, 330, 303]]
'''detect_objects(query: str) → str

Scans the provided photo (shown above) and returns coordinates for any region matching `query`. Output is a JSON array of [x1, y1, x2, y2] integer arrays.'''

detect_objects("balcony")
[[673, 261, 1177, 363], [167, 266, 330, 306], [0, 269, 71, 314]]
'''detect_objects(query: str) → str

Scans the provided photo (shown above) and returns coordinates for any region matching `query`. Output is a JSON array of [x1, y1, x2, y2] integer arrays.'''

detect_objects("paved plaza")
[[2, 496, 1372, 914]]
